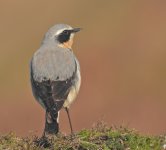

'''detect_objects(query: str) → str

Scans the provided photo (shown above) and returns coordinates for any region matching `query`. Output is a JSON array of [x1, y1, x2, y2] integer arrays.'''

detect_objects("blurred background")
[[0, 1, 166, 136]]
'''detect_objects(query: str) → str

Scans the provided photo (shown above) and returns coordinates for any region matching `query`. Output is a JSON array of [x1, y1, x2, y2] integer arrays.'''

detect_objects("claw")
[[34, 136, 52, 148]]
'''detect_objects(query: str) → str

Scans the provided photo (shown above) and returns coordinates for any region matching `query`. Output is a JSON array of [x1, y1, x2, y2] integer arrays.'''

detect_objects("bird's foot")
[[34, 136, 52, 148], [69, 132, 76, 140]]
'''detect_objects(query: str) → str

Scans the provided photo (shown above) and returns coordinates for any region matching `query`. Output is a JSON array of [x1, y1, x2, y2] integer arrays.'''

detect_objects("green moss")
[[0, 122, 165, 150]]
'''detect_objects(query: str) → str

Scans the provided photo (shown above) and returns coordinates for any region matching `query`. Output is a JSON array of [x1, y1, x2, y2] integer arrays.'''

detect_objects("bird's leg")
[[65, 107, 74, 134], [43, 110, 59, 137]]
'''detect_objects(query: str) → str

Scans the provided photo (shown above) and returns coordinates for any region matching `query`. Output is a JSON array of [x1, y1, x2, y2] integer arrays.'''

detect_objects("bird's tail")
[[43, 111, 59, 136]]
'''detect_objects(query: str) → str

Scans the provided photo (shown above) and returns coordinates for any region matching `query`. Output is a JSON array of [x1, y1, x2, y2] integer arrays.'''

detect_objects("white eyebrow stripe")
[[55, 27, 73, 36], [55, 29, 66, 36]]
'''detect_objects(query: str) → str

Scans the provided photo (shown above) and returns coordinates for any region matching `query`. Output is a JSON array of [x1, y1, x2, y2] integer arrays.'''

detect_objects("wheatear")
[[30, 24, 81, 137]]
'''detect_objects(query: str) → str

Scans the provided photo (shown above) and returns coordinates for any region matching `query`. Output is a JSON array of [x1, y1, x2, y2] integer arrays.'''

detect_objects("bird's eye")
[[63, 30, 69, 35]]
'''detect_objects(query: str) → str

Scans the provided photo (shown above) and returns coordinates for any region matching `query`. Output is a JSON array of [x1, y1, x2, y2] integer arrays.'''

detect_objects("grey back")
[[31, 45, 76, 82]]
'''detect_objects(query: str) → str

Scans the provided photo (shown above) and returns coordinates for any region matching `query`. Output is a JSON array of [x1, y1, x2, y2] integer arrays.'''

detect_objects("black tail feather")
[[44, 111, 59, 136]]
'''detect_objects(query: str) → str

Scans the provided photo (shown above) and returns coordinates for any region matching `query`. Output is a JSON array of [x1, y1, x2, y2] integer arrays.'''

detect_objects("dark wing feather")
[[30, 62, 76, 119]]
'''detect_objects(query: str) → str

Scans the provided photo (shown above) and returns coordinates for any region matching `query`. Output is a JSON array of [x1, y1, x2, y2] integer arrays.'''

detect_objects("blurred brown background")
[[0, 1, 166, 136]]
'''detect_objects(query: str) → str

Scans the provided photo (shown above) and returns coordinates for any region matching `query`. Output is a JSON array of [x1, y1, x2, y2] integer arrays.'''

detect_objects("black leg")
[[65, 107, 73, 134]]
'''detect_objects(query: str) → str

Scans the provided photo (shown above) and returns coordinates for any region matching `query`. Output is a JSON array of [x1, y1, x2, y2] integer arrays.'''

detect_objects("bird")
[[30, 24, 81, 137]]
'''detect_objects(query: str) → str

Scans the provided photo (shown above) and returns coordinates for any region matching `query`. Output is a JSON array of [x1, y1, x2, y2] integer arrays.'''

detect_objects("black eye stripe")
[[57, 30, 71, 43]]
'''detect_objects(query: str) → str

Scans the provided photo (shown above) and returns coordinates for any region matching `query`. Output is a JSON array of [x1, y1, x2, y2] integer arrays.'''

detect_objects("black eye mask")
[[57, 30, 71, 43]]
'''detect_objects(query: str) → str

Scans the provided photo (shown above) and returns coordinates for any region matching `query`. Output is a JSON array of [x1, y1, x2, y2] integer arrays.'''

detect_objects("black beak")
[[71, 28, 82, 33]]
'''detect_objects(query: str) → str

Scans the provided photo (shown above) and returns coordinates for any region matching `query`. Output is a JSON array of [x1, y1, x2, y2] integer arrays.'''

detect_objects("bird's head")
[[42, 24, 81, 49]]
